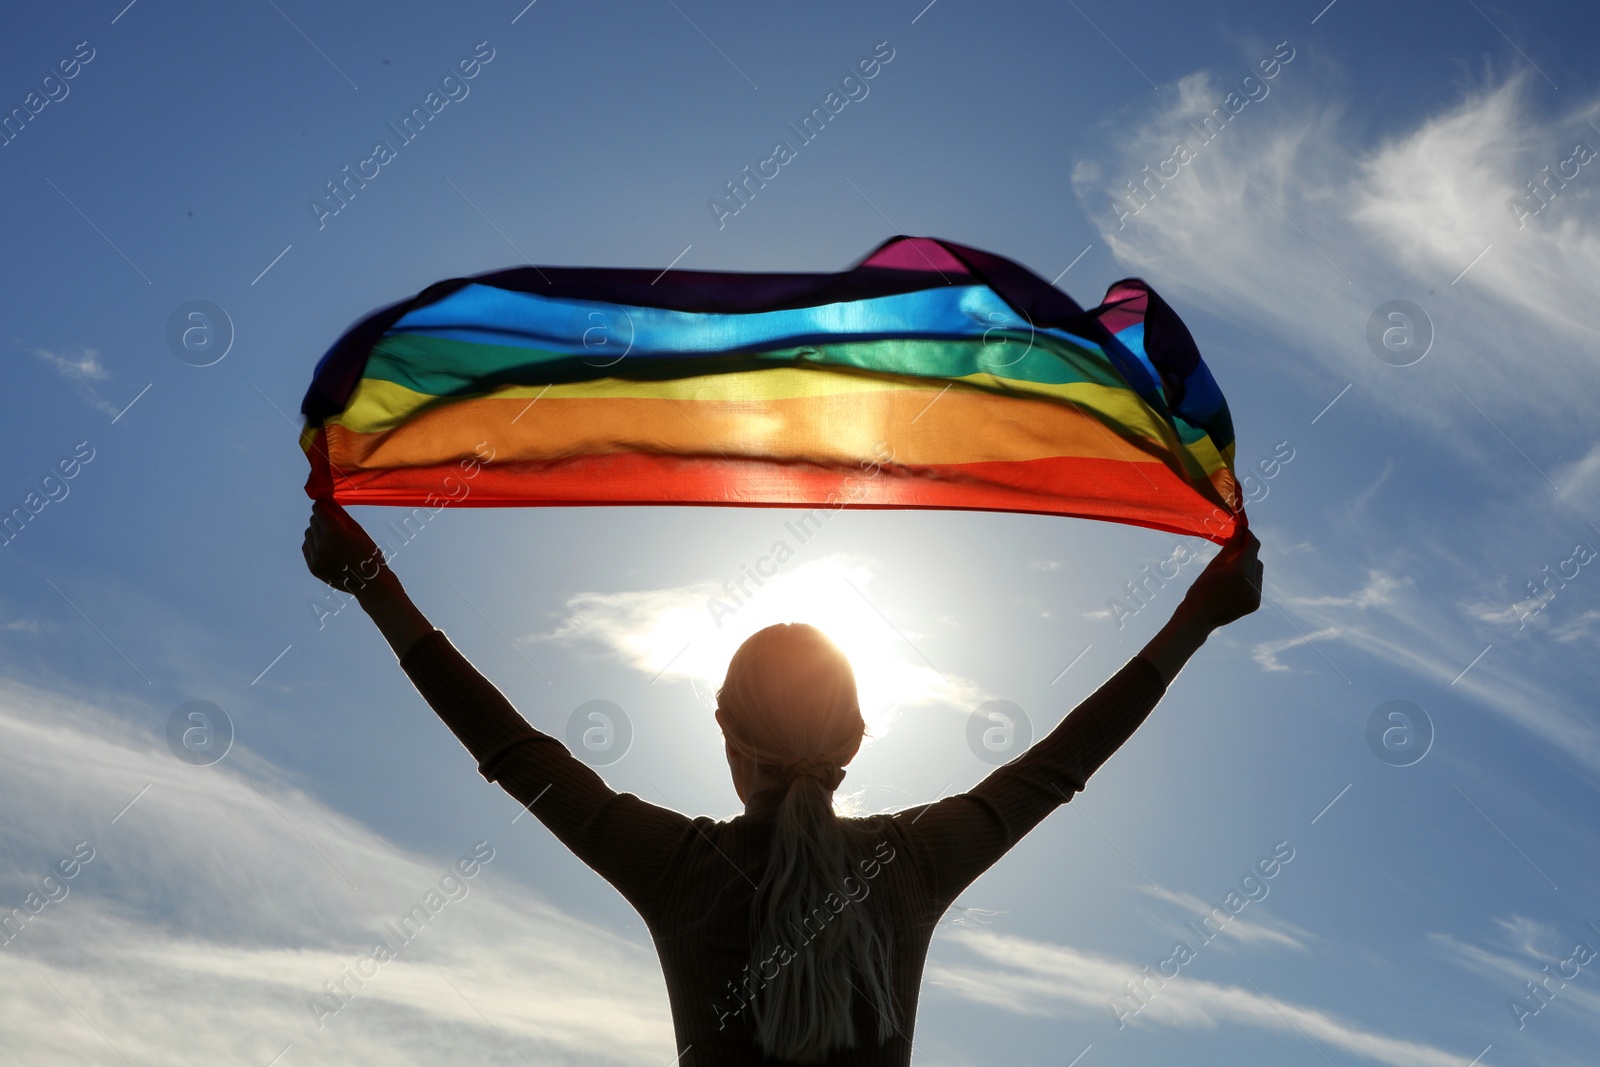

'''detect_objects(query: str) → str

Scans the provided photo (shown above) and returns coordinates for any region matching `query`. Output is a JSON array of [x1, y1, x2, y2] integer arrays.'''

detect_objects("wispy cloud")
[[1071, 58, 1600, 780], [30, 346, 109, 383], [27, 346, 119, 417], [1550, 609, 1600, 644], [1256, 543, 1600, 778], [1132, 883, 1315, 952], [0, 677, 674, 1066], [1430, 917, 1600, 1038], [1554, 445, 1600, 513], [928, 926, 1474, 1067], [1072, 67, 1600, 451], [1284, 570, 1410, 610], [1250, 626, 1342, 672]]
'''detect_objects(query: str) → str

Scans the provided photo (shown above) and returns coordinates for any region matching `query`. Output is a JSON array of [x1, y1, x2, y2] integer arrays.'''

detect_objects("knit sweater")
[[399, 629, 1168, 1065]]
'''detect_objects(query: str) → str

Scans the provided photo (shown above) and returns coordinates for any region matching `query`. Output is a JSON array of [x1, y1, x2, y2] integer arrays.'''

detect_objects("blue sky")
[[3, 0, 1599, 1063]]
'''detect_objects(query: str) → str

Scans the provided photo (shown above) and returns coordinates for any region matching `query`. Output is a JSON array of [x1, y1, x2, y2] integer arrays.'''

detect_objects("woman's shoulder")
[[841, 811, 906, 853], [842, 810, 897, 829]]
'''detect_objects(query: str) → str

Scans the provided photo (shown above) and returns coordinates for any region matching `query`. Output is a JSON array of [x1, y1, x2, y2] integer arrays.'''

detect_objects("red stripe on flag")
[[305, 450, 1242, 542]]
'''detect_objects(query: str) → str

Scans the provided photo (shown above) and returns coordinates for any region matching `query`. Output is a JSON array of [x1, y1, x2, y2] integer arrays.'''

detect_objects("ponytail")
[[746, 769, 896, 1062]]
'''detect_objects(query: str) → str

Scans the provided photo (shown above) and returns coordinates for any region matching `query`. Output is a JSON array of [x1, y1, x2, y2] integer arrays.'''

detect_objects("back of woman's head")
[[717, 624, 897, 1064], [717, 623, 862, 769]]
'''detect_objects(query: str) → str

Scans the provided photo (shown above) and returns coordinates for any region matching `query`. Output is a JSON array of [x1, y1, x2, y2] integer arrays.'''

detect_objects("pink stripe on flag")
[[862, 237, 972, 273], [1096, 282, 1149, 334]]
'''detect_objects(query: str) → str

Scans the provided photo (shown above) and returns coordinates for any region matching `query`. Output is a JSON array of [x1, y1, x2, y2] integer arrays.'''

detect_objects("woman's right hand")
[[1179, 527, 1263, 632]]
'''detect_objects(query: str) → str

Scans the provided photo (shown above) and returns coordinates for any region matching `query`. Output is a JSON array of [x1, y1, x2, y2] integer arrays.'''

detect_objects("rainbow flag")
[[300, 236, 1243, 541]]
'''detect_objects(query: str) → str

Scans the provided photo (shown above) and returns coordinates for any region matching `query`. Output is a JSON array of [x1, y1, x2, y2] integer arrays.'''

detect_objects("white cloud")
[[1348, 460, 1396, 519], [30, 346, 109, 383], [1554, 444, 1600, 512], [1255, 544, 1600, 778], [1073, 67, 1600, 449], [1072, 58, 1600, 781], [1132, 883, 1314, 952], [532, 554, 989, 738], [928, 926, 1472, 1067], [1285, 570, 1410, 610], [28, 347, 119, 417], [0, 676, 675, 1066], [1250, 626, 1341, 673], [1551, 609, 1600, 645], [1429, 917, 1600, 1038]]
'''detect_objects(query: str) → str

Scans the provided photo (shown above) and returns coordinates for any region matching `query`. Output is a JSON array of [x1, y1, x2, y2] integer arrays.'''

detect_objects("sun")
[[655, 556, 959, 742]]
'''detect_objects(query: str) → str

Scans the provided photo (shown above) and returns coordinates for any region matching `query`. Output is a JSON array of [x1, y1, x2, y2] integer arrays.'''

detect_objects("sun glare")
[[650, 556, 963, 741]]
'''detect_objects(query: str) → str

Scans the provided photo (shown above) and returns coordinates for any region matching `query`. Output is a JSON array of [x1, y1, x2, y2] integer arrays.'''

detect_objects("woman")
[[302, 500, 1262, 1065]]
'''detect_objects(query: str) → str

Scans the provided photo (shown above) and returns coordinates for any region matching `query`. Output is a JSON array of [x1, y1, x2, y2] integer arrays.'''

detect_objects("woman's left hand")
[[301, 498, 387, 593]]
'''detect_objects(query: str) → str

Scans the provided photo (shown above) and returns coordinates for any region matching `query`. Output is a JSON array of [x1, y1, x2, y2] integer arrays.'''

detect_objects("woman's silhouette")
[[302, 499, 1262, 1065]]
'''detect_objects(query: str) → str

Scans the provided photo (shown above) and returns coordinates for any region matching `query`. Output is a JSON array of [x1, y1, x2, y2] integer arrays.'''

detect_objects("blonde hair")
[[716, 623, 898, 1063]]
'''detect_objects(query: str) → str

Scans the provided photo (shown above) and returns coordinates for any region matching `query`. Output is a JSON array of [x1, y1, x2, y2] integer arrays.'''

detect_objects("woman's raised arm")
[[891, 525, 1264, 905], [1139, 527, 1263, 686], [302, 498, 433, 658], [299, 498, 695, 918]]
